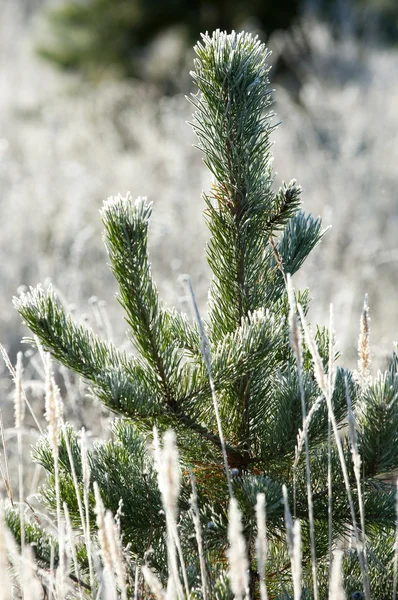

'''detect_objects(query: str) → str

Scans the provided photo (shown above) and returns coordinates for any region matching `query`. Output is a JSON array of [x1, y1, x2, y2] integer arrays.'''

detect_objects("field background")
[[1, 0, 398, 468]]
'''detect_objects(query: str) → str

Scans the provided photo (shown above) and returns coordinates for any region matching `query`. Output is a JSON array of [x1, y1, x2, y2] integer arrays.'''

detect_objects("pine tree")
[[10, 30, 398, 599]]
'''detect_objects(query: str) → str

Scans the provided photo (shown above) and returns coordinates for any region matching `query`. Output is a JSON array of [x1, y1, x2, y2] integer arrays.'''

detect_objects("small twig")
[[269, 237, 287, 285]]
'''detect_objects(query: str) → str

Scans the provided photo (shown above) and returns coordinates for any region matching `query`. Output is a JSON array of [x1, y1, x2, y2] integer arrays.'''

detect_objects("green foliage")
[[37, 0, 398, 81], [37, 0, 301, 79], [10, 30, 398, 598]]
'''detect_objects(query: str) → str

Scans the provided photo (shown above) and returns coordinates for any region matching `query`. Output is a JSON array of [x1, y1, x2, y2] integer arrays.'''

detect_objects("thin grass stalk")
[[393, 480, 398, 600], [56, 518, 68, 600], [227, 498, 250, 600], [63, 502, 84, 600], [14, 352, 25, 552], [297, 304, 371, 600], [189, 469, 208, 600], [153, 428, 186, 600], [0, 507, 12, 600], [0, 343, 43, 434], [133, 564, 139, 600], [103, 510, 127, 600], [0, 407, 13, 505], [63, 428, 94, 592], [184, 275, 233, 498], [287, 276, 318, 600], [20, 545, 43, 600], [142, 565, 165, 599], [356, 295, 371, 390], [80, 428, 95, 592], [328, 549, 345, 600], [327, 417, 332, 579], [94, 481, 118, 599], [49, 542, 55, 600], [345, 376, 369, 579], [255, 493, 269, 600], [44, 356, 63, 546], [282, 485, 301, 600], [328, 306, 336, 579]]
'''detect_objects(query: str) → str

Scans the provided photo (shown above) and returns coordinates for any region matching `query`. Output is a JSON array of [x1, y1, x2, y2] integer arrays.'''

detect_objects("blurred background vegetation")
[[0, 0, 398, 472], [36, 0, 398, 85]]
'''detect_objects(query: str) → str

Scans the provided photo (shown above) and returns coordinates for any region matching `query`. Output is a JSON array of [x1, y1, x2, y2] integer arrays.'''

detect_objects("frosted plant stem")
[[185, 275, 233, 498], [298, 303, 371, 600], [14, 352, 25, 551], [227, 498, 250, 600], [134, 564, 139, 600], [255, 493, 269, 600], [327, 417, 332, 577], [346, 376, 369, 581], [153, 429, 187, 600], [0, 343, 43, 435], [142, 565, 165, 599], [282, 486, 302, 600], [287, 276, 318, 600], [328, 549, 345, 600], [64, 431, 94, 592], [328, 306, 336, 580], [189, 469, 208, 600], [80, 428, 95, 592], [64, 503, 84, 600]]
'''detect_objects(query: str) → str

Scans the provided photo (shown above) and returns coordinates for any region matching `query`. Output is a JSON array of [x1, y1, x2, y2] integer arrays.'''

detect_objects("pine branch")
[[13, 285, 165, 419], [265, 179, 302, 234], [101, 194, 185, 398], [277, 211, 327, 277]]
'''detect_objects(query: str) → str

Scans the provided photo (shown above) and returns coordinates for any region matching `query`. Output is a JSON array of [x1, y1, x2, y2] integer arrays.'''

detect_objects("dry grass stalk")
[[14, 352, 24, 429], [227, 498, 249, 600], [14, 352, 25, 551], [189, 469, 208, 600], [287, 276, 303, 371], [94, 482, 112, 573], [133, 564, 139, 600], [0, 343, 43, 434], [104, 510, 127, 600], [94, 481, 118, 600], [19, 545, 43, 600], [287, 276, 318, 600], [79, 426, 95, 590], [298, 304, 371, 600], [297, 305, 328, 396], [282, 485, 302, 600], [0, 411, 13, 506], [63, 502, 84, 600], [80, 428, 91, 493], [0, 507, 12, 600], [328, 549, 345, 600], [55, 519, 69, 600], [355, 295, 372, 390], [255, 493, 269, 600], [63, 429, 94, 592], [44, 355, 63, 456], [44, 354, 64, 546], [142, 565, 165, 599], [327, 306, 336, 576], [346, 376, 369, 576], [95, 482, 127, 600], [183, 275, 233, 498], [153, 428, 188, 600]]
